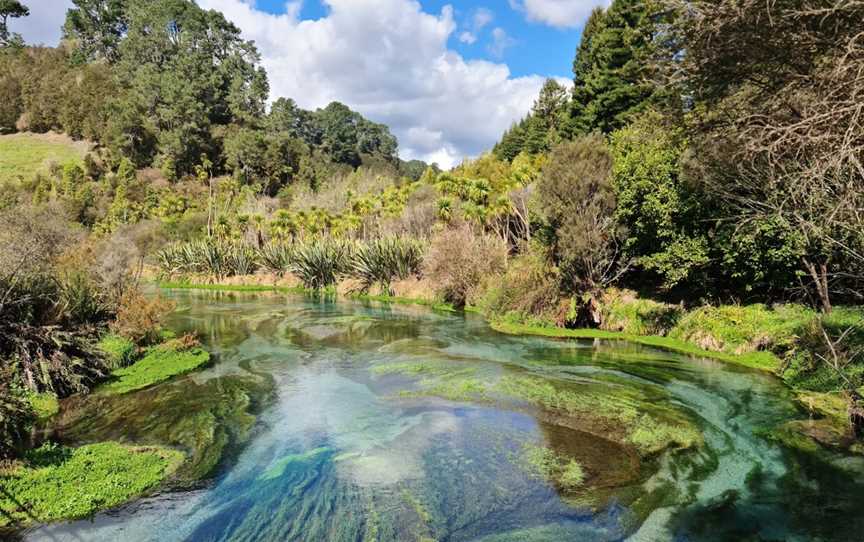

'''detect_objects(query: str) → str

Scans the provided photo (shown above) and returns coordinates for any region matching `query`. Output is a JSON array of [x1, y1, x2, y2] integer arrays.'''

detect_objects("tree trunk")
[[803, 258, 832, 313]]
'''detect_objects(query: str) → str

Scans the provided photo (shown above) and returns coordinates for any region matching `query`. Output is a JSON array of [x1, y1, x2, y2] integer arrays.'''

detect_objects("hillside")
[[0, 132, 88, 183]]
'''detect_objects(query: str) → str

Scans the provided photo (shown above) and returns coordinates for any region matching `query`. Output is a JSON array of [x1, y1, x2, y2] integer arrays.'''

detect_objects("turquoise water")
[[24, 290, 864, 541]]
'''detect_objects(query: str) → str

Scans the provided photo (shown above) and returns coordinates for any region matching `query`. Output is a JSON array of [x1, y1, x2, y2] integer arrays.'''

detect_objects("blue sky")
[[12, 0, 604, 167], [253, 0, 581, 79]]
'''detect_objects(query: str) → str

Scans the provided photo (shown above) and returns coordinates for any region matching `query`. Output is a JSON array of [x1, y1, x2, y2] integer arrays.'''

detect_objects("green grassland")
[[0, 133, 87, 183]]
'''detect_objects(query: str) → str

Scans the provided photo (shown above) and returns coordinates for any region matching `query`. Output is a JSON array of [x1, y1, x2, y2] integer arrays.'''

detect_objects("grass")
[[491, 320, 780, 372], [97, 333, 138, 369], [159, 281, 307, 294], [100, 342, 210, 395], [0, 133, 86, 184], [26, 393, 59, 420], [0, 442, 183, 528]]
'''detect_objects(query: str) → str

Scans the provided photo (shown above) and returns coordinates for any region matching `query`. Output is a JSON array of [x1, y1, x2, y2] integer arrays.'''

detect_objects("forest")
[[1, 0, 864, 537]]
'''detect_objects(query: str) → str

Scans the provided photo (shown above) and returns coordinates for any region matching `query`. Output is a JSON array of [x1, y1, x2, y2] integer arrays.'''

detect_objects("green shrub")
[[259, 241, 295, 276], [600, 288, 682, 335], [289, 237, 355, 290], [351, 236, 425, 294], [478, 252, 562, 324]]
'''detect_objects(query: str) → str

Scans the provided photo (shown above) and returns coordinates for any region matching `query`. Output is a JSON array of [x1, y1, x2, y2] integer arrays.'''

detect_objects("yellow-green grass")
[[26, 393, 59, 420], [0, 442, 183, 528], [0, 133, 87, 183]]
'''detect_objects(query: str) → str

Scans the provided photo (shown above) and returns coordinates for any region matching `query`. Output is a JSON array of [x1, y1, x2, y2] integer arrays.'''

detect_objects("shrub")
[[97, 334, 138, 369], [111, 290, 175, 346], [0, 373, 33, 459], [351, 236, 425, 294], [423, 224, 507, 307], [289, 237, 355, 290], [479, 251, 562, 323], [259, 242, 294, 276]]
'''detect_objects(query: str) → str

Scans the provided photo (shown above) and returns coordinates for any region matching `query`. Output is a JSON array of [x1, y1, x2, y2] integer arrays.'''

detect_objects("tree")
[[63, 0, 129, 63], [568, 0, 660, 135], [0, 0, 28, 48], [665, 0, 864, 312], [535, 136, 626, 295]]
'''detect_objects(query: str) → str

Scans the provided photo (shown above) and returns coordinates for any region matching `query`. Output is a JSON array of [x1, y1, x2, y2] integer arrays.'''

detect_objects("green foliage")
[[0, 374, 32, 458], [289, 237, 355, 290], [535, 135, 622, 293], [478, 251, 563, 325], [0, 442, 183, 528], [600, 289, 682, 336], [100, 339, 210, 395], [97, 333, 137, 369], [27, 392, 59, 420], [351, 236, 425, 294], [0, 0, 29, 48], [568, 0, 661, 135]]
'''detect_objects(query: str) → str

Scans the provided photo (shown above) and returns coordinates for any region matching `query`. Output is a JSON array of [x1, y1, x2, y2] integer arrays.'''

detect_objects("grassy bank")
[[491, 320, 779, 372], [0, 442, 183, 529]]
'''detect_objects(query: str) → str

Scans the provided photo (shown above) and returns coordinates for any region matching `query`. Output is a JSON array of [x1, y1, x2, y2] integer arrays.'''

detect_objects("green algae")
[[259, 447, 331, 481], [100, 344, 211, 395], [0, 442, 183, 529], [491, 320, 779, 372], [522, 443, 585, 490]]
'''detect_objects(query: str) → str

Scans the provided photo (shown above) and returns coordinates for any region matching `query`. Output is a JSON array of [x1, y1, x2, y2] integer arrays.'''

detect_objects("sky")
[[10, 0, 608, 168]]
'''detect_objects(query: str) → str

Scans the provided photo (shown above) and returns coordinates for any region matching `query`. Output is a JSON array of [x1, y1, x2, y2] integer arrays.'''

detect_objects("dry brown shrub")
[[110, 289, 175, 345], [423, 224, 507, 307]]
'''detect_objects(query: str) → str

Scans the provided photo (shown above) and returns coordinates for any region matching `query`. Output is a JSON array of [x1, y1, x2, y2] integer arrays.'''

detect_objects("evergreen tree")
[[63, 0, 128, 63], [568, 0, 658, 135]]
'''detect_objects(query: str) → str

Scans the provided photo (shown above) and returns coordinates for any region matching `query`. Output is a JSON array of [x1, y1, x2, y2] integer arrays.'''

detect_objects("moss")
[[97, 333, 138, 369], [100, 343, 211, 395], [491, 320, 779, 372], [0, 442, 183, 528], [27, 392, 59, 420]]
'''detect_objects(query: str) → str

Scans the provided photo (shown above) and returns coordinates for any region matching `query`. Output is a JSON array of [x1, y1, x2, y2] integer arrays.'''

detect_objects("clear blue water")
[[24, 290, 864, 541]]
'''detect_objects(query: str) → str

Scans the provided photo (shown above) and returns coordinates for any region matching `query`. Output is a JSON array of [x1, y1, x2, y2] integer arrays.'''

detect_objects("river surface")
[[24, 290, 864, 541]]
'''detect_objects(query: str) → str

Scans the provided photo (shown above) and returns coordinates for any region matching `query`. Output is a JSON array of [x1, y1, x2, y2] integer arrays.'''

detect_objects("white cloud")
[[8, 0, 73, 46], [487, 27, 516, 59], [458, 31, 477, 45], [199, 0, 555, 168], [509, 0, 609, 29], [471, 7, 494, 31]]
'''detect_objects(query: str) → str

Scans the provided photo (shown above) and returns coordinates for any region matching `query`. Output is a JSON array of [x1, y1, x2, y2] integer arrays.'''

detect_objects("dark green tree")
[[568, 0, 659, 135], [63, 0, 129, 63]]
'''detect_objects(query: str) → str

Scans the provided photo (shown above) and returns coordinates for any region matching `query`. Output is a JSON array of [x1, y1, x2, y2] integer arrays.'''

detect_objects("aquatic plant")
[[100, 337, 210, 395], [0, 442, 183, 528], [523, 444, 585, 491]]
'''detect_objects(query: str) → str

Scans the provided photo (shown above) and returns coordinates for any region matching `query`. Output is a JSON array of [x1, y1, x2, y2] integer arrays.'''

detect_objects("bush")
[[111, 290, 175, 346], [423, 225, 507, 307], [599, 289, 682, 335], [478, 252, 562, 323], [289, 237, 355, 290], [259, 241, 294, 276], [351, 236, 425, 294], [0, 373, 33, 459]]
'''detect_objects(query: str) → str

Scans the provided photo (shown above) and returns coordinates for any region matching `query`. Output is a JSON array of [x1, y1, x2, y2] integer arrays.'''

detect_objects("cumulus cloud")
[[199, 0, 554, 168], [509, 0, 609, 29]]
